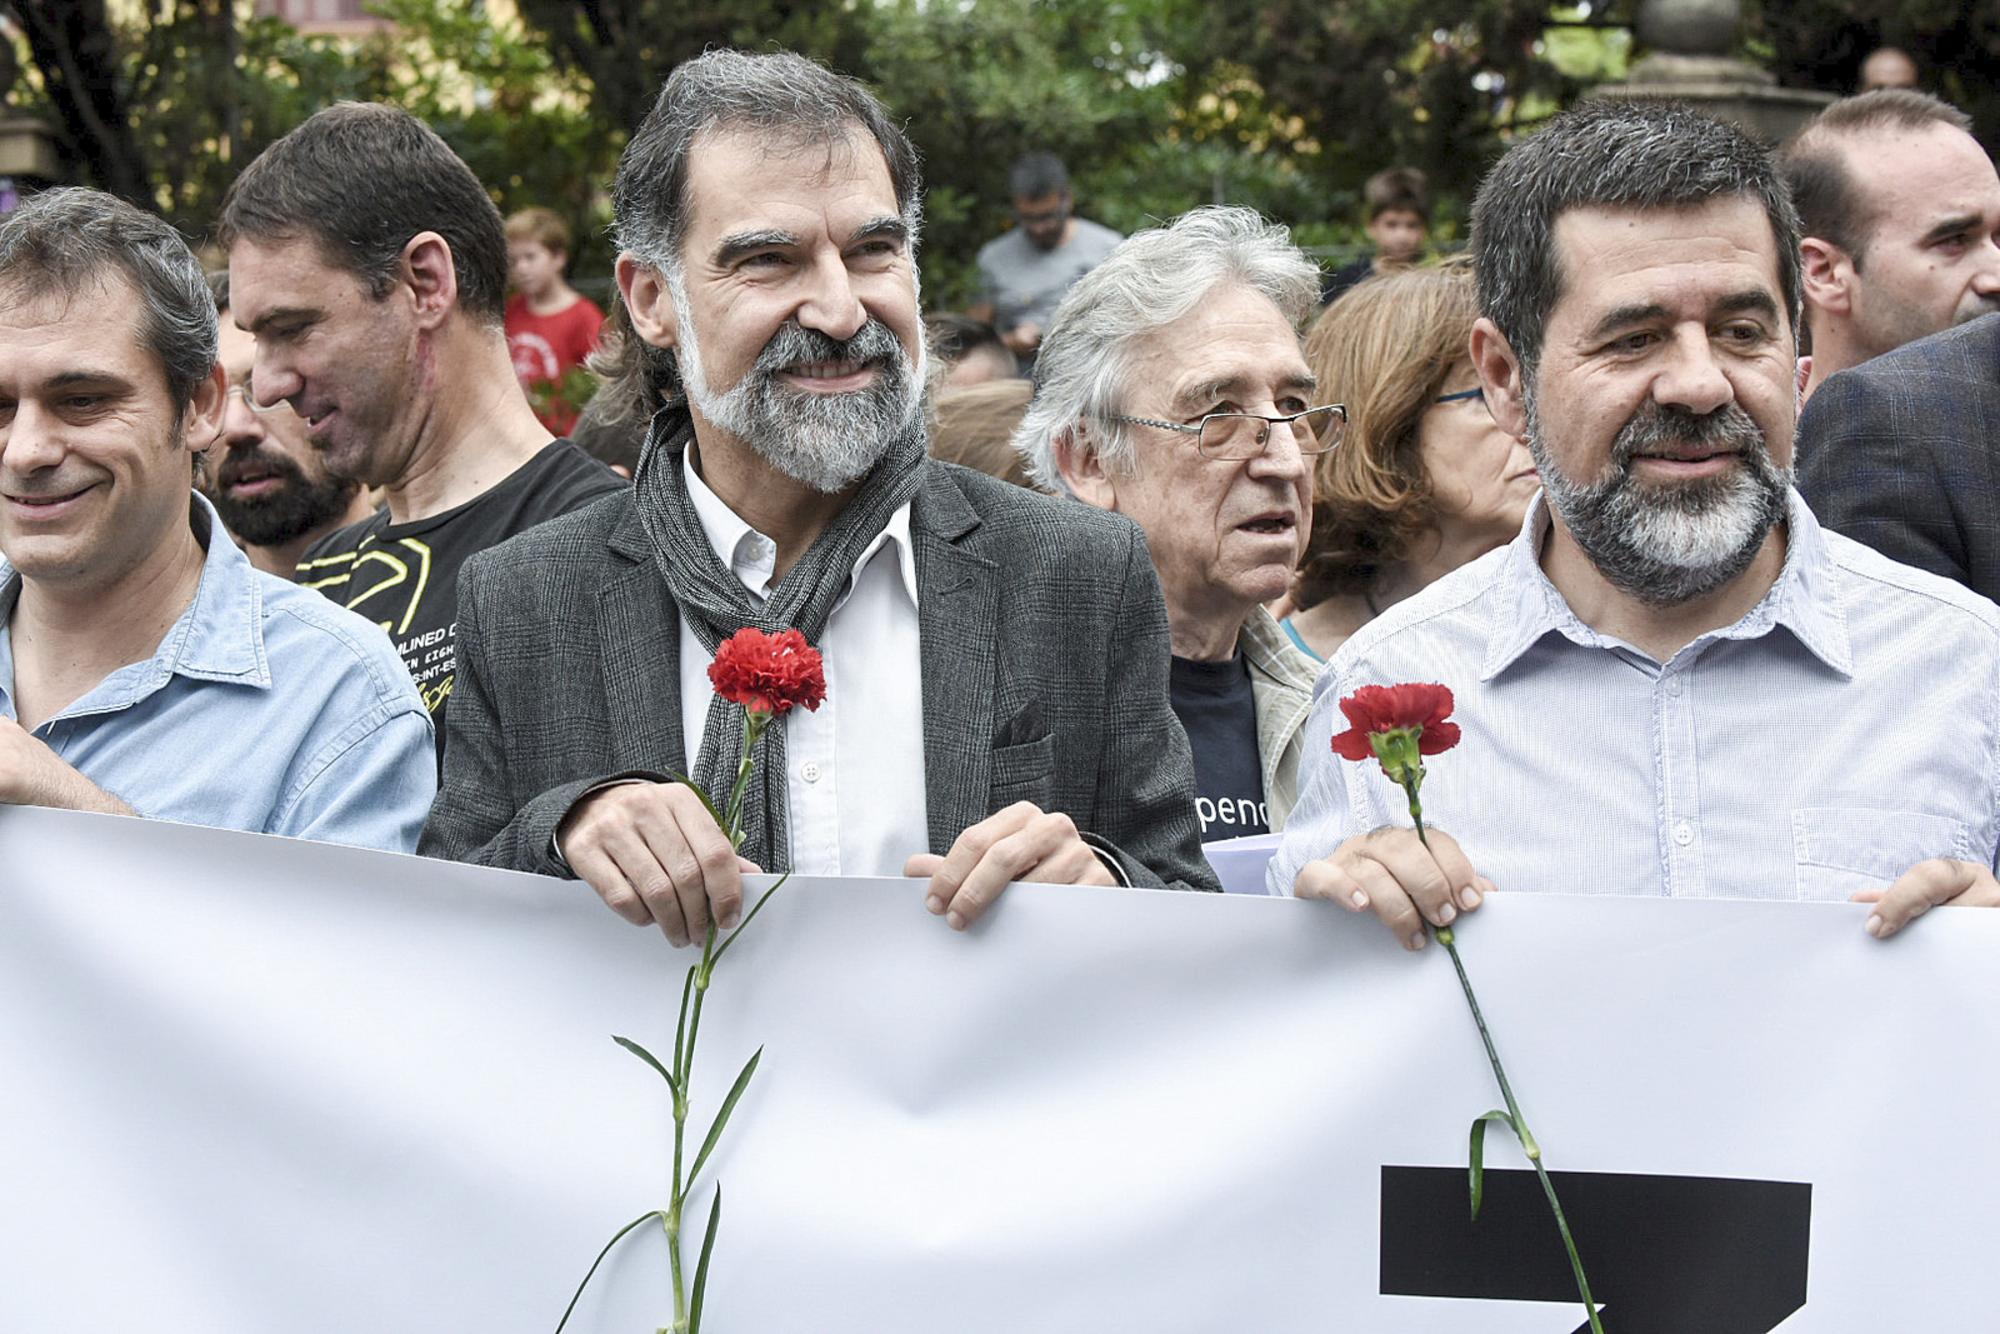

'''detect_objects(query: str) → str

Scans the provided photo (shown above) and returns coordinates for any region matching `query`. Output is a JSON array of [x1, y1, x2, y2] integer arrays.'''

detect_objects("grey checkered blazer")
[[1797, 313, 2000, 601], [419, 461, 1219, 893]]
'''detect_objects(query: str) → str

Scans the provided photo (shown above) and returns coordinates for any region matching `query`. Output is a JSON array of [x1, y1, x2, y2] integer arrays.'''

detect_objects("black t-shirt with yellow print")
[[297, 439, 626, 758]]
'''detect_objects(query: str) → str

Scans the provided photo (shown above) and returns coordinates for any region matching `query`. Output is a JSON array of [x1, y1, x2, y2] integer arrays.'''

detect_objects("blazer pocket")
[[990, 732, 1056, 810], [1792, 806, 1972, 901]]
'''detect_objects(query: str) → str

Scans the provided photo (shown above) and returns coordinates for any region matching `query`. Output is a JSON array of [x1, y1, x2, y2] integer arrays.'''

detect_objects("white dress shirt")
[[1271, 489, 2000, 900], [679, 452, 929, 875]]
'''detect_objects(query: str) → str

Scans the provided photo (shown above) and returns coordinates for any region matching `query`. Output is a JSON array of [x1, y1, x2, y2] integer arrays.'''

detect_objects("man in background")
[[220, 103, 625, 750], [1017, 207, 1324, 841], [1778, 90, 2000, 401], [1859, 45, 1920, 92], [970, 153, 1122, 365], [1320, 166, 1429, 307], [1783, 91, 2000, 599], [504, 206, 605, 435], [201, 273, 372, 578]]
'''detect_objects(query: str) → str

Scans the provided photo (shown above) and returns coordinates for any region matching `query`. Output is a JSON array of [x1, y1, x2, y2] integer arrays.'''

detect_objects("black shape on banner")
[[1379, 1166, 1810, 1333]]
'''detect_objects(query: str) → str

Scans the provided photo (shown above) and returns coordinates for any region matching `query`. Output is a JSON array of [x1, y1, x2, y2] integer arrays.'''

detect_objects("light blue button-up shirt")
[[0, 492, 436, 852], [1271, 490, 2000, 901]]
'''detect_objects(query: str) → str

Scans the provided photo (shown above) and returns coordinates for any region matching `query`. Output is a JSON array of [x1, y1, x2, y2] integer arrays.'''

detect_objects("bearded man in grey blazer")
[[420, 49, 1218, 944]]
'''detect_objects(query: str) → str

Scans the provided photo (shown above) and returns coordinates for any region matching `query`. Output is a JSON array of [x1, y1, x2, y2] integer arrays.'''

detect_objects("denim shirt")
[[0, 493, 436, 852], [1271, 489, 2000, 901]]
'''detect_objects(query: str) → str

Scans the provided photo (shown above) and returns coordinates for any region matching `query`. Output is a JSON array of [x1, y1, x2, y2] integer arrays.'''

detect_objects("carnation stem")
[[1407, 794, 1604, 1334], [722, 713, 769, 851], [559, 696, 788, 1334]]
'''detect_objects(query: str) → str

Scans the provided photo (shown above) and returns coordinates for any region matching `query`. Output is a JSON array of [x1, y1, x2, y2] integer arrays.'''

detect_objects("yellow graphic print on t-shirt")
[[297, 537, 434, 637]]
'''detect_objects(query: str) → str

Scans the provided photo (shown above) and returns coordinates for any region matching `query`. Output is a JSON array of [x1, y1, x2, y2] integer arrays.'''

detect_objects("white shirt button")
[[801, 761, 822, 783], [1666, 676, 1683, 697], [1673, 819, 1694, 847]]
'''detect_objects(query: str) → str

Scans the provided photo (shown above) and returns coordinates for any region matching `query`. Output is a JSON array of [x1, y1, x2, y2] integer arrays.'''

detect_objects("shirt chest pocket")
[[990, 732, 1056, 811], [1791, 807, 1973, 901]]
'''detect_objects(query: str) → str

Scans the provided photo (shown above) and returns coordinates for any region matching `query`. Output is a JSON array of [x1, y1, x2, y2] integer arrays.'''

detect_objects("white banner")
[[3, 806, 1997, 1331]]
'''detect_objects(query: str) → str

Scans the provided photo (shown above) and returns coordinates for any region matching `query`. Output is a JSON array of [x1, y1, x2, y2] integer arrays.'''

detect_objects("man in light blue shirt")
[[0, 188, 434, 852], [1273, 101, 2000, 944]]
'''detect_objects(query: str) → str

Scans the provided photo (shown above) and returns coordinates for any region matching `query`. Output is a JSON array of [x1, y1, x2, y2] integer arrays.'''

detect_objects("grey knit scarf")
[[631, 406, 927, 871]]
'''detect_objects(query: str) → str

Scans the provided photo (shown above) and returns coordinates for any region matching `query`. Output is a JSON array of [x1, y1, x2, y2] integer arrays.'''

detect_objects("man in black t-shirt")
[[1169, 656, 1270, 841], [297, 440, 622, 726], [219, 104, 626, 754]]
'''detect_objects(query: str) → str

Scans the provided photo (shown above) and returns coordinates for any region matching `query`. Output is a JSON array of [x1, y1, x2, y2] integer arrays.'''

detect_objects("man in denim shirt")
[[0, 188, 434, 852]]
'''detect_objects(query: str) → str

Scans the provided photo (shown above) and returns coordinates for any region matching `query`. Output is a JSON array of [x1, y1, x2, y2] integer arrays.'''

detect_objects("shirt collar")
[[0, 491, 271, 723], [682, 446, 920, 611], [1480, 486, 1852, 681]]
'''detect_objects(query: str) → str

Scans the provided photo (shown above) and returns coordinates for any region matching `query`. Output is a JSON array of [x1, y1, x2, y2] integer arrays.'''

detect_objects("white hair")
[[1011, 205, 1321, 494]]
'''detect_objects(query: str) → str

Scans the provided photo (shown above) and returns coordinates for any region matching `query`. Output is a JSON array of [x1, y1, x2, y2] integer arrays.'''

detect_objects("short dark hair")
[[217, 102, 509, 325], [1779, 90, 1973, 264], [1471, 99, 1803, 377], [1363, 166, 1428, 222], [0, 186, 217, 416], [1008, 152, 1070, 200], [926, 312, 1010, 364], [614, 49, 922, 277]]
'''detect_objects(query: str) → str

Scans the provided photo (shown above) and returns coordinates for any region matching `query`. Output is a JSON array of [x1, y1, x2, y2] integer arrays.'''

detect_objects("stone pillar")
[[1592, 0, 1833, 143]]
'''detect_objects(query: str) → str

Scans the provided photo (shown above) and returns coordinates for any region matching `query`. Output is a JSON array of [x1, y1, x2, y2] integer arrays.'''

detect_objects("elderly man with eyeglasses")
[[1015, 206, 1334, 843]]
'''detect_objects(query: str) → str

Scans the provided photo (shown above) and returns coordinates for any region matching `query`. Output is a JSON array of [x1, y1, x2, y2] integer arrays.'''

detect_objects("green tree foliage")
[[5, 0, 1992, 308], [3, 0, 614, 257], [4, 0, 154, 207], [513, 0, 877, 135], [861, 0, 1200, 307], [504, 0, 1352, 304], [1750, 0, 2000, 154], [360, 0, 623, 273]]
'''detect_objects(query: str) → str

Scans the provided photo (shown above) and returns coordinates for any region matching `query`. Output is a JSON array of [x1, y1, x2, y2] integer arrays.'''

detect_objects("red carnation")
[[708, 627, 827, 718], [1330, 682, 1461, 765]]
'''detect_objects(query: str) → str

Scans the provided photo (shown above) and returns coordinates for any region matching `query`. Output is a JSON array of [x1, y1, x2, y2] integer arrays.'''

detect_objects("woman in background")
[[1284, 262, 1541, 660]]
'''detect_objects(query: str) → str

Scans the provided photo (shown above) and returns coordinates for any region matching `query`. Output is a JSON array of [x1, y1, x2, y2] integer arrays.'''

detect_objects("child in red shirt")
[[504, 207, 604, 435]]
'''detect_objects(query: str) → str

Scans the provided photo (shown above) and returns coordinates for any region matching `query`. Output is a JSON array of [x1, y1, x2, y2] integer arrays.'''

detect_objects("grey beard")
[[1524, 388, 1792, 608], [674, 291, 926, 494]]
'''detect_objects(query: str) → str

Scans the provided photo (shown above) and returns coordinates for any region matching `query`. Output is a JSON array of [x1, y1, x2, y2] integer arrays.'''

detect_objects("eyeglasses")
[[1434, 386, 1485, 407], [1109, 404, 1347, 460], [225, 383, 288, 416]]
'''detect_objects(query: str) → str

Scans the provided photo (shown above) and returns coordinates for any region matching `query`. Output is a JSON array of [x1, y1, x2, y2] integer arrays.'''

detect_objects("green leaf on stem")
[[672, 965, 696, 1085], [612, 1035, 679, 1096], [552, 1210, 666, 1333], [1467, 1109, 1516, 1221], [687, 1046, 763, 1191], [688, 1184, 723, 1333], [709, 874, 789, 968]]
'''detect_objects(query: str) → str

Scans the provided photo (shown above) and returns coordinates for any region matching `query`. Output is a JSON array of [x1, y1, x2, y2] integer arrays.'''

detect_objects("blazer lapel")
[[914, 468, 999, 855], [599, 505, 688, 774]]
